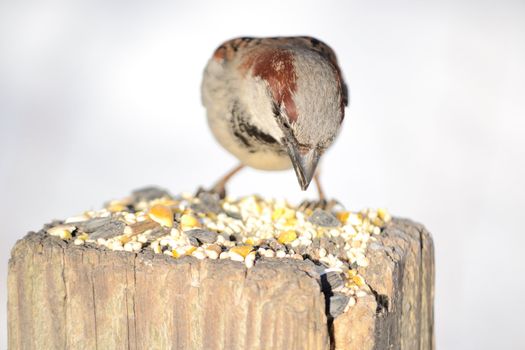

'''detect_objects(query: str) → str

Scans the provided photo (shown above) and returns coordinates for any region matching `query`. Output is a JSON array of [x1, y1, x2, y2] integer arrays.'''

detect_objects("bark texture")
[[8, 219, 434, 350]]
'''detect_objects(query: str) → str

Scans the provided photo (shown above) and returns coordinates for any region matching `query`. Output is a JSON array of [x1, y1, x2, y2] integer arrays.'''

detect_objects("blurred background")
[[1, 0, 524, 348]]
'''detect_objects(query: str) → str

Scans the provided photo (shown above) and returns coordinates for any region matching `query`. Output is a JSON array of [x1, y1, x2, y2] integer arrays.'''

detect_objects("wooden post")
[[8, 218, 434, 350]]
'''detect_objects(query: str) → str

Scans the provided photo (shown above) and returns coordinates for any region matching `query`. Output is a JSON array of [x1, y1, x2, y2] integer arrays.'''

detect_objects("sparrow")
[[201, 36, 348, 199]]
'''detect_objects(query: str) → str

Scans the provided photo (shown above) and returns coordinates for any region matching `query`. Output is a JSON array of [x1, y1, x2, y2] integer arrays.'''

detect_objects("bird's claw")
[[297, 198, 342, 212], [194, 185, 227, 200]]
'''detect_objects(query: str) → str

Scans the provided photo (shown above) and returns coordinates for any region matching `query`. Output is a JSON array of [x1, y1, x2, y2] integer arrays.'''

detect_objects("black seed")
[[78, 217, 113, 233], [90, 221, 126, 240], [329, 293, 350, 318], [191, 192, 222, 214], [132, 186, 170, 202], [308, 209, 340, 227], [184, 229, 218, 244], [325, 271, 344, 290]]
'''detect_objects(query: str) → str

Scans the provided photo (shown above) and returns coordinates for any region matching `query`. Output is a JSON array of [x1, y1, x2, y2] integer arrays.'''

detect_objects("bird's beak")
[[285, 144, 320, 191]]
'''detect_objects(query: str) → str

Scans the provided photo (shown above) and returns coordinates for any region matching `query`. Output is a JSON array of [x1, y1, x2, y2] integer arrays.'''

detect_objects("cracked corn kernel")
[[276, 250, 286, 258], [245, 237, 262, 246], [348, 213, 362, 226], [180, 214, 200, 230], [107, 201, 127, 213], [124, 241, 142, 252], [192, 250, 206, 260], [283, 218, 298, 227], [352, 275, 365, 287], [205, 244, 221, 259], [47, 225, 74, 240], [230, 252, 244, 262], [229, 245, 253, 258], [264, 249, 275, 258], [185, 246, 197, 255], [348, 297, 356, 307], [151, 241, 161, 254], [272, 207, 295, 221], [206, 212, 218, 220], [240, 196, 262, 214], [278, 230, 297, 244], [65, 214, 89, 224], [77, 233, 89, 241], [245, 251, 256, 268], [152, 198, 178, 208], [377, 208, 391, 222], [347, 270, 357, 278], [336, 211, 350, 224], [148, 204, 173, 227], [271, 207, 285, 221], [120, 235, 132, 244]]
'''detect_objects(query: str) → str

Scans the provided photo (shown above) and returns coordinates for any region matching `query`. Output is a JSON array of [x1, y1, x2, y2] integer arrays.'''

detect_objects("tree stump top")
[[8, 187, 434, 349]]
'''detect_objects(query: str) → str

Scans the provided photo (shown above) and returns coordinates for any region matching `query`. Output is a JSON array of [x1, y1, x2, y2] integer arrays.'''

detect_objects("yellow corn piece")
[[284, 218, 298, 227], [107, 201, 127, 213], [77, 233, 89, 241], [119, 235, 131, 244], [282, 208, 295, 220], [272, 207, 286, 221], [348, 213, 363, 226], [273, 207, 296, 221], [336, 211, 350, 224], [152, 198, 178, 208], [148, 204, 173, 228], [185, 246, 197, 255], [245, 237, 262, 246], [278, 230, 297, 244], [377, 208, 392, 223], [230, 245, 253, 258], [180, 214, 200, 230], [353, 275, 366, 287], [47, 225, 74, 240]]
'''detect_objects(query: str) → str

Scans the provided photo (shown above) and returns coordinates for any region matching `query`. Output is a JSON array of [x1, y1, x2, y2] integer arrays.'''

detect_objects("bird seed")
[[43, 187, 392, 317]]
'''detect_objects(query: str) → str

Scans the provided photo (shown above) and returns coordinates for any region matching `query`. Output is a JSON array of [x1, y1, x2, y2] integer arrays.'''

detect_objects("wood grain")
[[8, 219, 434, 350]]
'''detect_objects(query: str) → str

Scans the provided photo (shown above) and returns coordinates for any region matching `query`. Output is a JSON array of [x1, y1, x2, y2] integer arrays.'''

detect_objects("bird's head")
[[240, 41, 348, 190]]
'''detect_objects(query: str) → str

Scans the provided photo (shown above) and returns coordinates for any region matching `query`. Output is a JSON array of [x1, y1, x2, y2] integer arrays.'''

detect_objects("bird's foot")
[[297, 198, 342, 213], [194, 184, 227, 200]]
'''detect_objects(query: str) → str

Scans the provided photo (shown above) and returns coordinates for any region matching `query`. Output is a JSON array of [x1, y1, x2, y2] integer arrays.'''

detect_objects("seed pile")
[[45, 187, 392, 317]]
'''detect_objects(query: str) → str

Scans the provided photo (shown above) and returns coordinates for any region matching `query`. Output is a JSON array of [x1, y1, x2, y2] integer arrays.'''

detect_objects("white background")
[[1, 0, 524, 348]]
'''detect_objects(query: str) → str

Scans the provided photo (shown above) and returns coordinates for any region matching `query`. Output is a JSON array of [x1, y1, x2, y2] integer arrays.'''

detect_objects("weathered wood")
[[8, 219, 434, 350], [333, 219, 435, 350]]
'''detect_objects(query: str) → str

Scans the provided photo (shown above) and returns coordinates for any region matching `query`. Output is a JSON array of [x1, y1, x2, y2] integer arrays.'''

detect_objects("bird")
[[201, 36, 348, 200]]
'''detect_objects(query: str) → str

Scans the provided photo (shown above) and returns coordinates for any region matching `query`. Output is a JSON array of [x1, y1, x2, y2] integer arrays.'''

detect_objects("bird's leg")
[[206, 163, 245, 199], [313, 172, 326, 201]]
